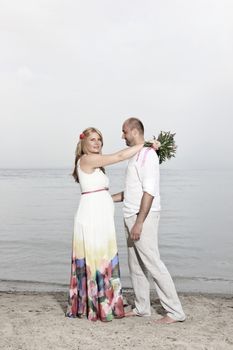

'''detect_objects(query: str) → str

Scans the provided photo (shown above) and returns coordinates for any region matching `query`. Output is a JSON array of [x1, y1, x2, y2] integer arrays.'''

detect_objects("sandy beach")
[[0, 290, 232, 350]]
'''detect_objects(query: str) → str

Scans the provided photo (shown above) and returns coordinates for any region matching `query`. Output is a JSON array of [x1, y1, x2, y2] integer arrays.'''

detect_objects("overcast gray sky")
[[1, 0, 233, 169]]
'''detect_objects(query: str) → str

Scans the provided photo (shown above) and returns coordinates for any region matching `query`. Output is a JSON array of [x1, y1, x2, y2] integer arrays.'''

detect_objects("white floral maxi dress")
[[67, 163, 124, 321]]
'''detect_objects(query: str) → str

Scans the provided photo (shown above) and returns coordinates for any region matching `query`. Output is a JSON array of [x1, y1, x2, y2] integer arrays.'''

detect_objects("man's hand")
[[130, 192, 154, 241], [111, 191, 124, 203], [130, 222, 143, 241]]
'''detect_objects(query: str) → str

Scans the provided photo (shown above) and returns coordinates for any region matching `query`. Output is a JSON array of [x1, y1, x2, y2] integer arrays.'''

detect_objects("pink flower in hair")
[[79, 133, 85, 140]]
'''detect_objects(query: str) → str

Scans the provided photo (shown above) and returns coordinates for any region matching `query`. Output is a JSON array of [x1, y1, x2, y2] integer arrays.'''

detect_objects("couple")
[[66, 117, 185, 323]]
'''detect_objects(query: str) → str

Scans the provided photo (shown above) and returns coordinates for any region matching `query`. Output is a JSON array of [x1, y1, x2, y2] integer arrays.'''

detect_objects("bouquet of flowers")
[[144, 131, 177, 164]]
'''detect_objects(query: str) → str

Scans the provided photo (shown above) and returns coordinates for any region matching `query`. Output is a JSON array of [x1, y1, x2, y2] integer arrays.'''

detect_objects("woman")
[[66, 127, 144, 321]]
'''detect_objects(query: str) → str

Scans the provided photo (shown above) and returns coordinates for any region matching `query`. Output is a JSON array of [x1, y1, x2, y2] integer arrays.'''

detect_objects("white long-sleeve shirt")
[[123, 147, 161, 218]]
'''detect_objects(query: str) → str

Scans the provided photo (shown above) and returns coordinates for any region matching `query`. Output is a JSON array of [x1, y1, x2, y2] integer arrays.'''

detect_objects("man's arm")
[[130, 192, 154, 241], [112, 191, 124, 202]]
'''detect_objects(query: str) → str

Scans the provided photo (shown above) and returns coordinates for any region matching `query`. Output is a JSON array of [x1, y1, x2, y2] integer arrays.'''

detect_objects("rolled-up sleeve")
[[138, 149, 159, 197]]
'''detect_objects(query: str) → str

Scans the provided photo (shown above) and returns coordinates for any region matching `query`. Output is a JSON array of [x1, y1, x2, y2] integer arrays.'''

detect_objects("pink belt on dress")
[[81, 187, 109, 195]]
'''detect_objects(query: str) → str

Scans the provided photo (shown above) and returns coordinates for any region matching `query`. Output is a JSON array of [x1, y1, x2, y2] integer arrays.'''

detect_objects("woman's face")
[[84, 132, 102, 154]]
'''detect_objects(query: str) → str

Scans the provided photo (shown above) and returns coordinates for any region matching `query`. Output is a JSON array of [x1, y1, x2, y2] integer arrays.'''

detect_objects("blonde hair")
[[72, 127, 104, 182]]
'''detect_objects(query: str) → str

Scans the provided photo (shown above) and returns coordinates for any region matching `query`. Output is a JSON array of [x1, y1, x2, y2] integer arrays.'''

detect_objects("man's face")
[[122, 122, 135, 146]]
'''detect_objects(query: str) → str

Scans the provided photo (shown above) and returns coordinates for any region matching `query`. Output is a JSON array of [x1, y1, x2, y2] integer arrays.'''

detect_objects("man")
[[112, 117, 185, 323]]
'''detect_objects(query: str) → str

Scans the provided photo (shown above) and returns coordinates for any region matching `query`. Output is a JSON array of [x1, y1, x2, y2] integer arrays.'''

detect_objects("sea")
[[0, 167, 233, 294]]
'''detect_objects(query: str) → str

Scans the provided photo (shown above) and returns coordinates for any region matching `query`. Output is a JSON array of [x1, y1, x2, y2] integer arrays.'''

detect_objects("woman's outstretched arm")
[[80, 143, 144, 170]]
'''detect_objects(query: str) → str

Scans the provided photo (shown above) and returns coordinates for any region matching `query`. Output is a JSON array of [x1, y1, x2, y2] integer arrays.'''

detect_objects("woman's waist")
[[81, 187, 109, 195]]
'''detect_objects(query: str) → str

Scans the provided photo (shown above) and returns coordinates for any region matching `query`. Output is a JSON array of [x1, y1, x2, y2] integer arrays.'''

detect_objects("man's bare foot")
[[124, 310, 137, 317], [154, 315, 181, 324]]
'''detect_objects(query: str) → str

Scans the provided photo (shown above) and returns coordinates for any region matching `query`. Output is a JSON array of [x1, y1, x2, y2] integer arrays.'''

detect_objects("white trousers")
[[124, 212, 185, 321]]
